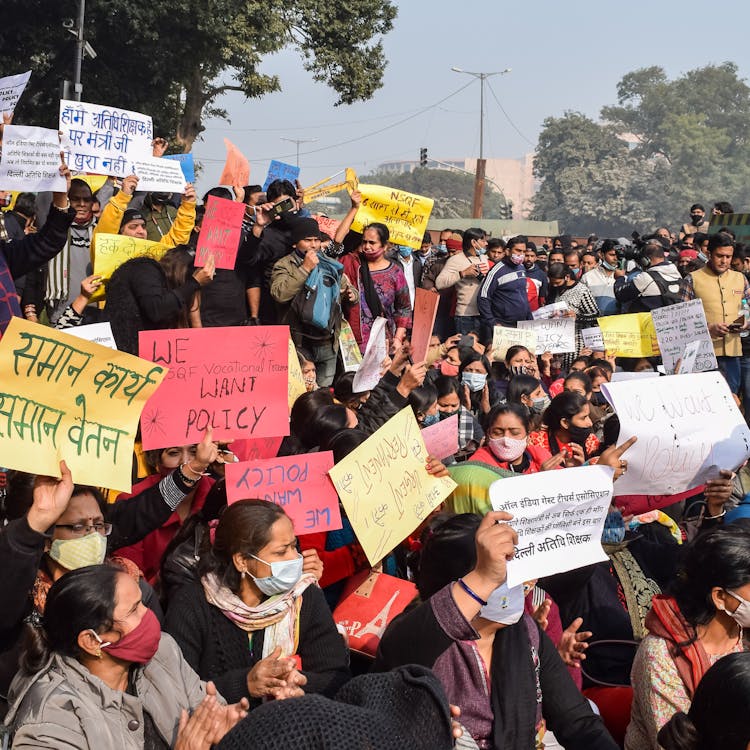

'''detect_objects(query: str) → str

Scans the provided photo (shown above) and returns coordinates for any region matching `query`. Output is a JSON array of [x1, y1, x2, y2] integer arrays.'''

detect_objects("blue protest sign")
[[164, 153, 195, 184], [263, 160, 300, 192]]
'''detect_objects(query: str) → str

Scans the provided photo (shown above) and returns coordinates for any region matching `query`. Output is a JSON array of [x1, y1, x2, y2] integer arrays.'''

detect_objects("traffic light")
[[419, 147, 427, 167], [500, 201, 513, 220]]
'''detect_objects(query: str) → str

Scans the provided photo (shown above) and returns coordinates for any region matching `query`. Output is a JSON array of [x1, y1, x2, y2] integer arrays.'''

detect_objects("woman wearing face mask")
[[341, 222, 412, 353], [375, 513, 618, 750], [506, 374, 550, 430], [529, 391, 600, 462], [459, 352, 492, 417], [165, 500, 350, 706], [435, 375, 484, 457], [7, 565, 248, 749], [563, 371, 610, 434], [409, 383, 440, 428], [625, 527, 750, 750]]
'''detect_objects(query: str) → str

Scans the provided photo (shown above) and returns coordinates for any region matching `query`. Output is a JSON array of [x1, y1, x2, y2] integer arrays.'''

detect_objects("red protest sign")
[[229, 436, 283, 462], [225, 452, 342, 535], [313, 214, 341, 240], [410, 288, 439, 364], [615, 486, 703, 516], [195, 196, 245, 270], [421, 414, 459, 461], [138, 326, 290, 449], [218, 138, 250, 187]]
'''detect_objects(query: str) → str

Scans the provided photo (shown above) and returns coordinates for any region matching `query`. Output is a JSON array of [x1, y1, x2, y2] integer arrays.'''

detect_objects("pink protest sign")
[[195, 195, 245, 270], [615, 486, 704, 516], [421, 414, 459, 461], [410, 288, 439, 364], [313, 214, 341, 239], [229, 436, 283, 462], [225, 451, 342, 535], [138, 326, 290, 449]]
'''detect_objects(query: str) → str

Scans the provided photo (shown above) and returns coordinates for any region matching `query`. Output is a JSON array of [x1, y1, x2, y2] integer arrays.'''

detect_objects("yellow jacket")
[[90, 190, 196, 264]]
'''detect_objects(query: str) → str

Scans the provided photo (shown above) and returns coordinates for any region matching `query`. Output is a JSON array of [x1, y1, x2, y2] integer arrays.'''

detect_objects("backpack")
[[626, 268, 682, 312], [290, 254, 344, 340]]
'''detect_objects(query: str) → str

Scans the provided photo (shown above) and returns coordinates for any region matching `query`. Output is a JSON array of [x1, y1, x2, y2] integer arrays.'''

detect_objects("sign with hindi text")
[[491, 325, 537, 361], [0, 126, 67, 192], [164, 153, 195, 184], [0, 318, 164, 491], [597, 312, 659, 357], [263, 160, 300, 192], [132, 156, 187, 193], [91, 234, 164, 302]]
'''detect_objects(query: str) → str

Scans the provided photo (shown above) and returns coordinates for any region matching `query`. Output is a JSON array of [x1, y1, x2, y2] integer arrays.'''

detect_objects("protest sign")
[[303, 168, 358, 203], [601, 372, 750, 497], [328, 407, 457, 565], [138, 326, 289, 449], [490, 465, 614, 587], [517, 318, 576, 354], [313, 214, 341, 239], [0, 318, 164, 491], [421, 414, 459, 461], [678, 341, 701, 374], [651, 299, 717, 374], [616, 486, 703, 517], [91, 234, 164, 302], [339, 320, 362, 373], [597, 313, 659, 357], [164, 153, 195, 183], [611, 371, 659, 382], [288, 337, 307, 409], [353, 317, 387, 391], [59, 100, 153, 177], [263, 160, 300, 192], [66, 322, 117, 350], [491, 325, 537, 361], [581, 326, 605, 351], [195, 196, 245, 270], [132, 156, 187, 193], [229, 435, 283, 462], [0, 70, 31, 115], [226, 452, 342, 535], [218, 138, 249, 186], [351, 185, 433, 250], [410, 288, 439, 364], [0, 126, 67, 192], [532, 301, 569, 320]]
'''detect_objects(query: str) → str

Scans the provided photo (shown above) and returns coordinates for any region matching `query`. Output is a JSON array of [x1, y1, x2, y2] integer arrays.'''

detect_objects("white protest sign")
[[59, 100, 153, 177], [581, 326, 605, 351], [0, 126, 67, 192], [610, 371, 660, 382], [132, 157, 187, 193], [601, 372, 750, 497], [532, 301, 569, 320], [678, 341, 701, 374], [650, 299, 717, 375], [517, 317, 576, 354], [0, 71, 31, 115], [353, 317, 387, 392], [65, 322, 117, 350], [490, 465, 614, 587], [491, 325, 537, 361]]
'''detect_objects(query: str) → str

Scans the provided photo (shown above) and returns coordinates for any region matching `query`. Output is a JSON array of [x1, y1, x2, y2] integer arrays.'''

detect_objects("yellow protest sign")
[[598, 313, 660, 357], [91, 233, 166, 301], [351, 184, 434, 249], [491, 325, 538, 361], [328, 407, 457, 565], [0, 318, 165, 491], [75, 174, 108, 194], [288, 337, 307, 410], [303, 168, 359, 203]]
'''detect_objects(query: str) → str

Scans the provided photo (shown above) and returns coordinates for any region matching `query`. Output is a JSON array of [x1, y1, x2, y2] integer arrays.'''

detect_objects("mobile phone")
[[272, 197, 296, 215], [728, 315, 745, 332]]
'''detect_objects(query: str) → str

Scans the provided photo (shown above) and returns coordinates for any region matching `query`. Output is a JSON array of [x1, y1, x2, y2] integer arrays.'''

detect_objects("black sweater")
[[164, 580, 351, 705]]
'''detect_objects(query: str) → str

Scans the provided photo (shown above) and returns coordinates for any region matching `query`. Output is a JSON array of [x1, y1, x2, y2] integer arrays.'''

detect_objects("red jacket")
[[469, 443, 557, 473]]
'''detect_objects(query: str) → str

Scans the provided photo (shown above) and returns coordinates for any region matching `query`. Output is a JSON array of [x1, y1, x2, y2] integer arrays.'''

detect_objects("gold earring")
[[95, 648, 102, 659]]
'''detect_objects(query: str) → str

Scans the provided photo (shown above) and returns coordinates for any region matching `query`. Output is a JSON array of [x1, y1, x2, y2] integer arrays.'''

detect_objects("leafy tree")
[[1, 0, 397, 150]]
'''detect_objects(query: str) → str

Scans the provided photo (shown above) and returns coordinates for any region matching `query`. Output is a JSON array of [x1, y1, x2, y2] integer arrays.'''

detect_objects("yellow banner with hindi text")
[[598, 312, 660, 357], [91, 233, 166, 301]]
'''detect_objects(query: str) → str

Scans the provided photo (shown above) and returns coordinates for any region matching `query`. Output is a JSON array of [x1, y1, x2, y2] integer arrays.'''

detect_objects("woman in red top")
[[470, 403, 572, 474], [529, 391, 600, 461]]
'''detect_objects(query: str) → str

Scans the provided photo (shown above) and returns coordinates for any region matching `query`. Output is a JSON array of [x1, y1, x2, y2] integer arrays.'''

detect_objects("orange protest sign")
[[410, 288, 439, 364], [218, 138, 249, 186]]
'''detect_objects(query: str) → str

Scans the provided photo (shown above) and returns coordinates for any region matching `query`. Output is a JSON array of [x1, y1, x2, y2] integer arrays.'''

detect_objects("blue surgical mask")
[[531, 395, 551, 413], [397, 246, 412, 258], [698, 251, 708, 263], [477, 245, 488, 255], [601, 510, 626, 545], [250, 553, 304, 596], [421, 412, 439, 427], [462, 372, 487, 392], [602, 260, 619, 271], [436, 243, 448, 254]]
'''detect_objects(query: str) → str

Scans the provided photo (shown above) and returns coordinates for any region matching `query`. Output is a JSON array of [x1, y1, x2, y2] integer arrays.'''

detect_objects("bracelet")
[[52, 201, 71, 212], [176, 464, 199, 485], [185, 460, 209, 478], [456, 578, 488, 607]]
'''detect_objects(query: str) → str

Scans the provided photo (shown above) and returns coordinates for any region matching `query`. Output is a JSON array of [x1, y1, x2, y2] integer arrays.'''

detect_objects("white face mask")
[[488, 436, 527, 462], [250, 553, 303, 596], [721, 590, 750, 628], [479, 582, 525, 625]]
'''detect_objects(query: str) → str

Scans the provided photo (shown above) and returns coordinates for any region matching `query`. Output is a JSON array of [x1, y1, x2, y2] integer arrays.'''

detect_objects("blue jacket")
[[477, 259, 532, 327]]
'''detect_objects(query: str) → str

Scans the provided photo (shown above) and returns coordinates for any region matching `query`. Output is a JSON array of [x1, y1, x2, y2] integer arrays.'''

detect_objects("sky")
[[192, 0, 750, 193]]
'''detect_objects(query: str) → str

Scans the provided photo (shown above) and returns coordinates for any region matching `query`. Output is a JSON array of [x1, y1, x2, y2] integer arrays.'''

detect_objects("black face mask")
[[439, 408, 459, 420], [566, 424, 593, 444], [590, 392, 608, 407], [691, 214, 704, 226]]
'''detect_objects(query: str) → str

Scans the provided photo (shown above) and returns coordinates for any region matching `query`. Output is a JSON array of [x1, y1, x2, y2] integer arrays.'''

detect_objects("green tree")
[[1, 0, 397, 150]]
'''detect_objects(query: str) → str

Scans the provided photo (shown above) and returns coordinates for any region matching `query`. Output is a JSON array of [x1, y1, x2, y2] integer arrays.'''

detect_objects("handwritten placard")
[[66, 322, 117, 350], [490, 465, 614, 587], [288, 338, 307, 410], [339, 320, 362, 373], [226, 452, 342, 535], [421, 414, 459, 461], [229, 436, 283, 462], [517, 317, 576, 354], [0, 318, 165, 491], [91, 233, 164, 302], [328, 407, 457, 565], [679, 341, 701, 375], [597, 312, 659, 358], [263, 160, 300, 192], [352, 317, 387, 391], [601, 372, 750, 497], [195, 195, 245, 270], [164, 153, 195, 183], [0, 70, 31, 115], [59, 99, 153, 177], [0, 126, 67, 192], [491, 325, 538, 361], [138, 326, 290, 449], [132, 156, 187, 193], [313, 214, 341, 240], [218, 138, 249, 186], [651, 299, 717, 374], [581, 326, 605, 351], [351, 185, 434, 250], [410, 288, 439, 364], [532, 301, 569, 320]]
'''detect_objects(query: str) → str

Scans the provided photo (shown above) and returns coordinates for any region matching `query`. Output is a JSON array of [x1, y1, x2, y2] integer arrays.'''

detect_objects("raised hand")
[[28, 461, 74, 534]]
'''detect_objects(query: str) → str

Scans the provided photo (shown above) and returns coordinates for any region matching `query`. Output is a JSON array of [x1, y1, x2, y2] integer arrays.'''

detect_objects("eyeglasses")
[[54, 522, 113, 537]]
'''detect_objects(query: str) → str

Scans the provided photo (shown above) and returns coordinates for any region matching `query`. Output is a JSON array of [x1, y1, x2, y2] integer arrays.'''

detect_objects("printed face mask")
[[480, 582, 525, 625], [422, 412, 440, 427], [510, 253, 525, 265], [461, 372, 487, 392], [250, 553, 304, 596], [601, 509, 626, 545], [48, 532, 107, 571], [489, 436, 527, 462]]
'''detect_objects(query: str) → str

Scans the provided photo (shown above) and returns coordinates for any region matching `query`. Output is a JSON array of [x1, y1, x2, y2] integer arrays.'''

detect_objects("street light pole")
[[451, 67, 511, 219], [73, 0, 86, 101], [280, 137, 318, 167]]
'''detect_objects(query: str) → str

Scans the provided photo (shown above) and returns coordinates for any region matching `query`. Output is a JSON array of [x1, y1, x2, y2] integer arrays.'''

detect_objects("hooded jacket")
[[614, 262, 682, 313]]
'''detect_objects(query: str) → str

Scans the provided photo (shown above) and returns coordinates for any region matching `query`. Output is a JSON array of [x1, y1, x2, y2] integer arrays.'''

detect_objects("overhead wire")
[[485, 78, 536, 147]]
